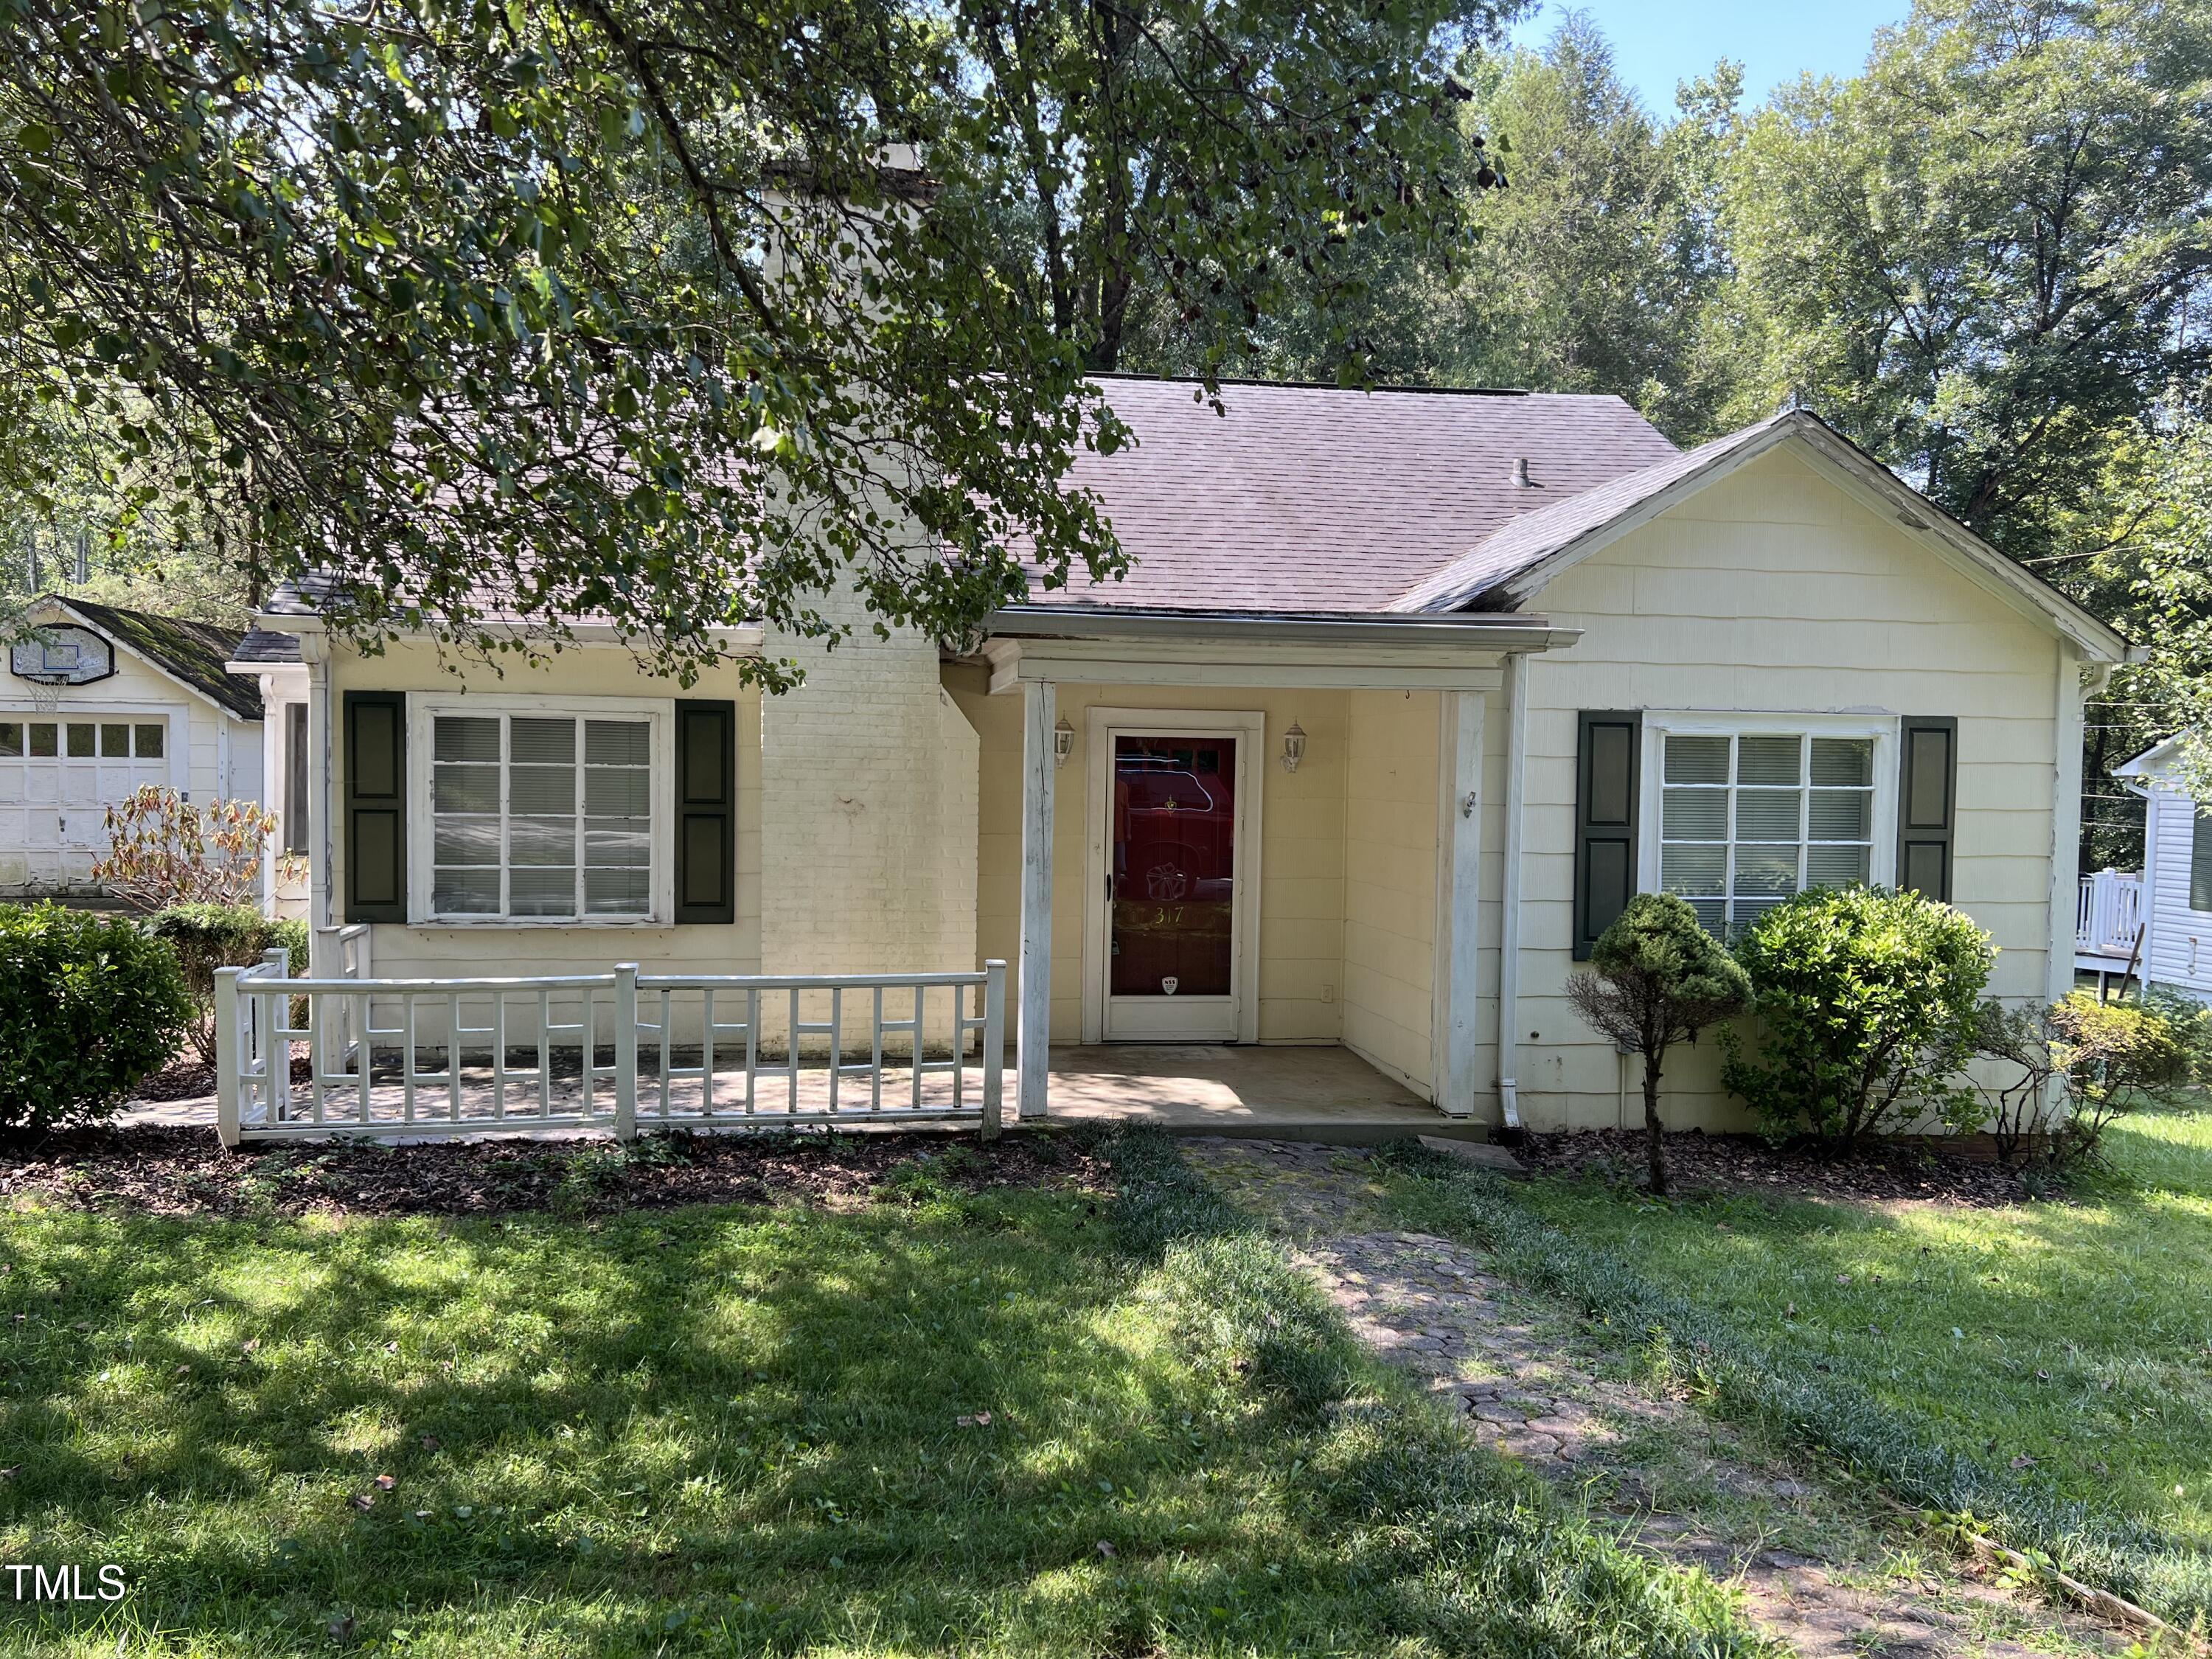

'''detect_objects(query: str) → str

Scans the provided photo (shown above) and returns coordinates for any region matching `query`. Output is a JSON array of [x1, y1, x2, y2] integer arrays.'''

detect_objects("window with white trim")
[[1657, 728, 1881, 936], [429, 712, 654, 919]]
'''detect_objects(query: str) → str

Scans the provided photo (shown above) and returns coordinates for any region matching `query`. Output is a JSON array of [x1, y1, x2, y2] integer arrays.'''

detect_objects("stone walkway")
[[1185, 1137, 2120, 1659]]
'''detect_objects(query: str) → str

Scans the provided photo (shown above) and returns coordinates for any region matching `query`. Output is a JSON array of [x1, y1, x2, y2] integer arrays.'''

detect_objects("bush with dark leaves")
[[0, 902, 191, 1131]]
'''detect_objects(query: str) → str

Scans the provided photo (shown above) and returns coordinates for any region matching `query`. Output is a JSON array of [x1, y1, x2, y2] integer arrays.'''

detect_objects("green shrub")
[[1722, 886, 1993, 1146], [2138, 984, 2212, 1091], [146, 904, 307, 1064], [2050, 991, 2196, 1161], [0, 902, 192, 1131], [1567, 893, 1753, 1194], [1974, 990, 2205, 1166]]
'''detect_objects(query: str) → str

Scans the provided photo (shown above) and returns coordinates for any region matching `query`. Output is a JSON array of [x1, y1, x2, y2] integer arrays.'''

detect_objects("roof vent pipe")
[[1512, 457, 1536, 488]]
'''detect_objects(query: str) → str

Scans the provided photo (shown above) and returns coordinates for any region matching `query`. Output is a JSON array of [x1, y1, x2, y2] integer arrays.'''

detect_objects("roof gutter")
[[257, 612, 768, 653], [984, 603, 1579, 654]]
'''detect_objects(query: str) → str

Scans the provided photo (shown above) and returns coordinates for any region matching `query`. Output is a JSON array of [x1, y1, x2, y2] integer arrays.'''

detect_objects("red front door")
[[1110, 735, 1237, 1009]]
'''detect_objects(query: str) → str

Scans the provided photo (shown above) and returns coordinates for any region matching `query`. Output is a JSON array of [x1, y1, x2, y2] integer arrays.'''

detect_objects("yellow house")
[[235, 380, 2131, 1142]]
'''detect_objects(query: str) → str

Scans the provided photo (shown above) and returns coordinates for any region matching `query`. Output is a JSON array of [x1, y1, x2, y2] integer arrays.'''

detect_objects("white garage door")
[[0, 716, 171, 892]]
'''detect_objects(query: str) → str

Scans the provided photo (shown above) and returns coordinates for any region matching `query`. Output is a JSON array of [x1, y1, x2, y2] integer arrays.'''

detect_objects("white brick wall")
[[759, 583, 980, 1044]]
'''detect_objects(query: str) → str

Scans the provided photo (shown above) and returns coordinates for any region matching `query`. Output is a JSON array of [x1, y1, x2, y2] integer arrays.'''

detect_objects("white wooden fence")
[[2076, 869, 2143, 959], [214, 955, 1005, 1146]]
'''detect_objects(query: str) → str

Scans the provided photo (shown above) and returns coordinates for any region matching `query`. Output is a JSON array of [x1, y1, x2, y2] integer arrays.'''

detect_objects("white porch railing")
[[2077, 869, 2143, 957], [214, 957, 1006, 1146]]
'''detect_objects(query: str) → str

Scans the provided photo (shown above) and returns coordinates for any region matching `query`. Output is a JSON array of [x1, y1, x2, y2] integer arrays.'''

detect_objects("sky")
[[1506, 0, 1911, 114]]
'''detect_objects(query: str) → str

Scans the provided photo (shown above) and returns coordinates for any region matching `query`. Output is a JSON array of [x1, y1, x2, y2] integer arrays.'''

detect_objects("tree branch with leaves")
[[0, 0, 1509, 684]]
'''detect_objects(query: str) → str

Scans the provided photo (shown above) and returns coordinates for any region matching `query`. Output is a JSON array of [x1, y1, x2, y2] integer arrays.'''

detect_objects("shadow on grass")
[[1377, 1137, 2212, 1627], [0, 1183, 1268, 1655], [0, 1153, 1745, 1659], [0, 1130, 1778, 1659]]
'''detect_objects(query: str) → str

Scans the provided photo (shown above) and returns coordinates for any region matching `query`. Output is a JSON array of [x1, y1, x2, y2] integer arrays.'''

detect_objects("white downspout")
[[305, 637, 335, 973], [1496, 650, 1529, 1132]]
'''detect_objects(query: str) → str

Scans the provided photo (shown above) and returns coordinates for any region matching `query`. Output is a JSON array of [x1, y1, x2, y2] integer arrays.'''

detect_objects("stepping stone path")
[[1185, 1137, 2121, 1659]]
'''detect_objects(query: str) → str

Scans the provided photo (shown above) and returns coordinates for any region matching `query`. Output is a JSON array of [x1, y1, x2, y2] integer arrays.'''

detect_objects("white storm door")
[[1088, 712, 1263, 1043]]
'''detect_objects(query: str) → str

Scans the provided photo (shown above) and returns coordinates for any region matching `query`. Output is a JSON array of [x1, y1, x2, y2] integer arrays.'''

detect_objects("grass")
[[0, 1131, 1767, 1657], [1375, 1109, 2212, 1627]]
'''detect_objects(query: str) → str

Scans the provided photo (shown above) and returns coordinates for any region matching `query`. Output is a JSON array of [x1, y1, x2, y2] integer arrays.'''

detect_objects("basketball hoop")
[[9, 622, 113, 721]]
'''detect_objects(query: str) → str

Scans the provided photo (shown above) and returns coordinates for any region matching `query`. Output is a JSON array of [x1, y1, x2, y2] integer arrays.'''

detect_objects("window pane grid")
[[0, 718, 161, 759], [431, 712, 652, 920], [1660, 732, 1874, 936]]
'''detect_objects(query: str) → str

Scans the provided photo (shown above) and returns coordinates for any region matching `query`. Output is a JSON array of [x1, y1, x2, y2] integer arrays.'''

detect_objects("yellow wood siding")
[[1508, 445, 2062, 1129], [1341, 689, 1440, 1094]]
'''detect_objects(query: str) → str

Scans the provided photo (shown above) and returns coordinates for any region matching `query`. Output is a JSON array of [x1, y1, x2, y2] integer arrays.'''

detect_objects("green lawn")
[[0, 1138, 1759, 1657], [1382, 1110, 2212, 1593]]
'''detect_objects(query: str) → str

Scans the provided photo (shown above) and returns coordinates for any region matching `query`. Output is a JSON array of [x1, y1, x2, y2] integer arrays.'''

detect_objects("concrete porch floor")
[[117, 1043, 1484, 1147], [1041, 1043, 1487, 1144]]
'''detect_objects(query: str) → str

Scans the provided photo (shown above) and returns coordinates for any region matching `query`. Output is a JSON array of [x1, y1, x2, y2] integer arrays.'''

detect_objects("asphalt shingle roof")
[[1396, 412, 1796, 611], [1029, 375, 1682, 613], [41, 596, 262, 720], [229, 627, 303, 666]]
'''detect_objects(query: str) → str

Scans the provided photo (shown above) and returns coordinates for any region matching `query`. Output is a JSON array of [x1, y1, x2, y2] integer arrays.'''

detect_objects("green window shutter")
[[1573, 711, 1641, 960], [1896, 716, 1957, 902], [674, 700, 737, 925], [342, 691, 407, 923], [2191, 806, 2212, 914]]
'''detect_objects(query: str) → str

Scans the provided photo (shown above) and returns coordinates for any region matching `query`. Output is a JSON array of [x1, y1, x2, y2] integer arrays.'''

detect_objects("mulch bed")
[[131, 1059, 218, 1102], [0, 1125, 1105, 1220], [129, 1054, 311, 1101], [1512, 1127, 2040, 1206]]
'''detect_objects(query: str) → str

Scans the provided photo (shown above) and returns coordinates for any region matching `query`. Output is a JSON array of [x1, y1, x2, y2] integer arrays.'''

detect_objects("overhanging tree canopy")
[[0, 0, 1506, 683], [1722, 0, 2212, 563]]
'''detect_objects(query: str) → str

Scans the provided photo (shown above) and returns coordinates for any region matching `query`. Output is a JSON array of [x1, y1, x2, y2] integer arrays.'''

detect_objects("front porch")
[[204, 946, 1462, 1144], [965, 605, 1574, 1127], [178, 1029, 1462, 1143], [1047, 1043, 1486, 1143]]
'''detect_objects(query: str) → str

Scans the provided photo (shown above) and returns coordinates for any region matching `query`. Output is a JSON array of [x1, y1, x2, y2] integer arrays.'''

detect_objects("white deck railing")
[[214, 957, 1005, 1146], [2077, 869, 2143, 958]]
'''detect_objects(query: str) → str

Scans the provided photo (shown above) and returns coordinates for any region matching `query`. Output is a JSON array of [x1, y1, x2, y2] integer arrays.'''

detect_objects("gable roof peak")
[[1394, 408, 2131, 664]]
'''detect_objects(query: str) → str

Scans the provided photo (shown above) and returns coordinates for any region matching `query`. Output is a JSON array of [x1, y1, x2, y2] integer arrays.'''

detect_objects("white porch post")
[[1433, 689, 1486, 1116], [305, 637, 335, 976], [1018, 678, 1056, 1119], [257, 676, 278, 919], [214, 965, 243, 1150], [1495, 652, 1530, 1130]]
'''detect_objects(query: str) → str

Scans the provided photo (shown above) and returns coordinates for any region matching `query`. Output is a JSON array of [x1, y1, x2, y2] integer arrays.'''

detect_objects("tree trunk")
[[1643, 1045, 1669, 1196]]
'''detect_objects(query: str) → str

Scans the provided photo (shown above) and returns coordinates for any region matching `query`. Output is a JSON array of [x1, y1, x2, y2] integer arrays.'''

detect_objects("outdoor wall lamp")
[[1054, 715, 1074, 767], [1281, 721, 1307, 773]]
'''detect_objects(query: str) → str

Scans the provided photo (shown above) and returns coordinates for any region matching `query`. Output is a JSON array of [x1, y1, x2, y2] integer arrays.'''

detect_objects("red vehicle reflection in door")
[[1110, 737, 1235, 998]]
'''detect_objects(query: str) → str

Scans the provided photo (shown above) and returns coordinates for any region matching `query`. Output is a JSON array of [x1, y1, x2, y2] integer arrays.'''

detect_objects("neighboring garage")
[[0, 595, 264, 899]]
